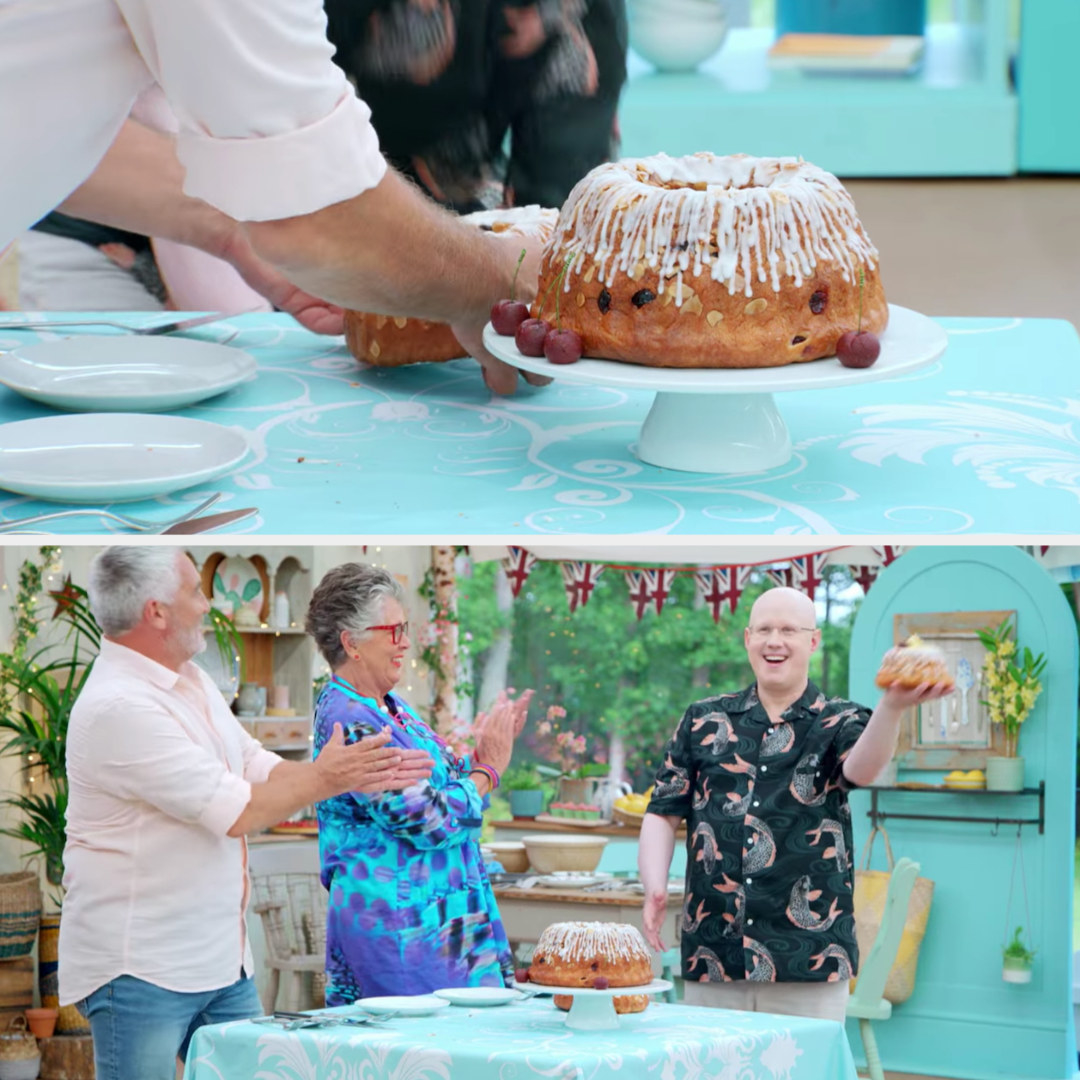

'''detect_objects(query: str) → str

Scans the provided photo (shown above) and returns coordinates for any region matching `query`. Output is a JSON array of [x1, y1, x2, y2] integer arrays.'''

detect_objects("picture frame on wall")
[[893, 609, 1015, 770]]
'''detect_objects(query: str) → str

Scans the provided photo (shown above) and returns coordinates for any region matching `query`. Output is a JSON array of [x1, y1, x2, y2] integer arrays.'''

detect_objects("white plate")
[[482, 304, 946, 394], [355, 995, 451, 1016], [0, 413, 250, 503], [0, 336, 257, 411], [433, 987, 526, 1007], [534, 872, 614, 889], [543, 978, 672, 999]]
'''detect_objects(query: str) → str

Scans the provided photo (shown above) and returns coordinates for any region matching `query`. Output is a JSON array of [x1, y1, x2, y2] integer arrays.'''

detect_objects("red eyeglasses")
[[365, 621, 409, 645]]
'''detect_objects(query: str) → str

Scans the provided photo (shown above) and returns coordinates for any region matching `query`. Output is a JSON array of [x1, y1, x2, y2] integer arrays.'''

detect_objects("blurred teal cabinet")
[[619, 0, 1017, 176], [1017, 1, 1080, 172]]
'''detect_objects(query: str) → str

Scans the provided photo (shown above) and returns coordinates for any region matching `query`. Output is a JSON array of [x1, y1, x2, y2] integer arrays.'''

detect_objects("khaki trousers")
[[681, 978, 850, 1023]]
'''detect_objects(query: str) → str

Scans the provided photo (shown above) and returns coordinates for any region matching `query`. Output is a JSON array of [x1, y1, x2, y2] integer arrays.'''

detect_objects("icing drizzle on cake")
[[535, 921, 651, 964], [549, 153, 879, 300]]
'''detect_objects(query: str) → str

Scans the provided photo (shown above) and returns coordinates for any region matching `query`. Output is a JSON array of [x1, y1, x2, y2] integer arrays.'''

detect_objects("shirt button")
[[747, 837, 755, 845], [760, 765, 768, 773], [753, 800, 760, 807], [747, 919, 754, 926], [746, 877, 752, 885]]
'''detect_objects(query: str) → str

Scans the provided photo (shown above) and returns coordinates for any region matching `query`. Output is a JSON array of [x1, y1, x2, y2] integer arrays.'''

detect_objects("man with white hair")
[[59, 546, 433, 1080], [639, 586, 951, 1022]]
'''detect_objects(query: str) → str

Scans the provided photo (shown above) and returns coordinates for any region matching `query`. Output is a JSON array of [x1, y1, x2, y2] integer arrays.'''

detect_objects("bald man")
[[638, 586, 950, 1022]]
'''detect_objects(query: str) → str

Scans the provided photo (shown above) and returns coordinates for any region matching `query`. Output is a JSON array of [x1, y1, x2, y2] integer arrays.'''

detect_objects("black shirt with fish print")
[[647, 681, 870, 984]]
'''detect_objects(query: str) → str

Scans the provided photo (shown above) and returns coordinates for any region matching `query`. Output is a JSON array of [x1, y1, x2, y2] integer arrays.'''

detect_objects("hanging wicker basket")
[[0, 873, 41, 961]]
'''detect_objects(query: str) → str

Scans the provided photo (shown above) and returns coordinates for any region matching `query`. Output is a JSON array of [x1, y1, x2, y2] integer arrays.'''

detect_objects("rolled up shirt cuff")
[[247, 747, 284, 786], [178, 93, 388, 223], [198, 771, 254, 837]]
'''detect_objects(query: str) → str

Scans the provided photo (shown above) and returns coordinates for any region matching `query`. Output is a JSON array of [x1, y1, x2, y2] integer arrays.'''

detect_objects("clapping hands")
[[472, 689, 534, 773]]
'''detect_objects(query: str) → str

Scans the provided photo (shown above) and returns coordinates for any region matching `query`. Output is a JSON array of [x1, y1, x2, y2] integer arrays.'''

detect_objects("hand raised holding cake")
[[875, 635, 956, 702]]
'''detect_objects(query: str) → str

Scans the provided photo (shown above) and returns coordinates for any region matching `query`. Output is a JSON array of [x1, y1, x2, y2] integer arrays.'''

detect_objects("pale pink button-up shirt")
[[1, 0, 387, 250], [59, 638, 282, 1004]]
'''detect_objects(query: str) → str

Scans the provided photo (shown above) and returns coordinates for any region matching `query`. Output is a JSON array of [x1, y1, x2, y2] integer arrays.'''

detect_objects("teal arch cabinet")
[[1017, 0, 1080, 172], [848, 546, 1078, 1080]]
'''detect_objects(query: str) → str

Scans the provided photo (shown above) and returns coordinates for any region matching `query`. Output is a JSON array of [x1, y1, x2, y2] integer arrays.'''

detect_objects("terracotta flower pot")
[[24, 1008, 58, 1040]]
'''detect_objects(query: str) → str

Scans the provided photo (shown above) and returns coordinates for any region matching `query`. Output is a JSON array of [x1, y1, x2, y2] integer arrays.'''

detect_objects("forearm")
[[842, 699, 906, 787], [242, 168, 520, 325], [639, 812, 679, 894], [57, 119, 234, 258], [227, 759, 325, 837]]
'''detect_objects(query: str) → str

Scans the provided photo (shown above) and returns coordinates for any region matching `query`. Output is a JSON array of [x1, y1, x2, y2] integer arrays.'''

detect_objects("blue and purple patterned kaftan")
[[313, 677, 514, 1002]]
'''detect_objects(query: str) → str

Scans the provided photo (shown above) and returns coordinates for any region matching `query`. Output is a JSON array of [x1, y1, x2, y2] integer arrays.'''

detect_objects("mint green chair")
[[847, 856, 920, 1080]]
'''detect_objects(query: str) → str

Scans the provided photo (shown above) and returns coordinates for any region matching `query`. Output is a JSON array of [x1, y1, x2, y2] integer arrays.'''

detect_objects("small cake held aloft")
[[532, 153, 887, 369], [344, 206, 557, 367], [875, 634, 955, 691]]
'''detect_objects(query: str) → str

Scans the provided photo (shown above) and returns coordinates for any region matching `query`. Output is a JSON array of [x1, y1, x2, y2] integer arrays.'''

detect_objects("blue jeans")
[[78, 973, 262, 1080]]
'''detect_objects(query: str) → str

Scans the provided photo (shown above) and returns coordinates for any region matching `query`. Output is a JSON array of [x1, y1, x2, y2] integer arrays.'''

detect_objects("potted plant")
[[1002, 926, 1036, 984], [502, 766, 545, 819], [977, 619, 1047, 792]]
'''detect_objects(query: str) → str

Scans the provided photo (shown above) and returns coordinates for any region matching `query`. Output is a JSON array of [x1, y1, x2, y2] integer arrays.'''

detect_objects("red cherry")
[[593, 976, 610, 990], [515, 968, 531, 983], [836, 330, 880, 368], [515, 318, 551, 357], [491, 300, 530, 336], [543, 328, 583, 365]]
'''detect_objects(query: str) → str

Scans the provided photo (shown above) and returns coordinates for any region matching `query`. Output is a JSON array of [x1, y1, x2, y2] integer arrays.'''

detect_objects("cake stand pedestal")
[[543, 979, 673, 1031], [482, 304, 946, 475]]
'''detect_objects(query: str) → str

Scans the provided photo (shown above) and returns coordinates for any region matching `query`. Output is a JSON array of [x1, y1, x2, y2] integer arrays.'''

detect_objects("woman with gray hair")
[[306, 562, 532, 1002]]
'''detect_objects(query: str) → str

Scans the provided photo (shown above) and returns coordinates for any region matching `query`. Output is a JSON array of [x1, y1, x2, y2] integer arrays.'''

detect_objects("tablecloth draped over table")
[[2, 313, 1078, 535], [183, 997, 859, 1080]]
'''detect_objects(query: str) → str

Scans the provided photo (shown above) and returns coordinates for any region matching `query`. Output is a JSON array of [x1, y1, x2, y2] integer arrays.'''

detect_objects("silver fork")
[[0, 311, 245, 336], [0, 493, 222, 534]]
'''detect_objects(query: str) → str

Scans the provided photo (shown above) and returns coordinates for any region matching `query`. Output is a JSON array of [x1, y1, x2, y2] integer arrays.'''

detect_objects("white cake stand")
[[482, 304, 946, 474], [543, 979, 673, 1030]]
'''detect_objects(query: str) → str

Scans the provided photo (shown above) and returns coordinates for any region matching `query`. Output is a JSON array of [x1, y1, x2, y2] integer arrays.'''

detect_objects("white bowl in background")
[[523, 833, 608, 874], [629, 12, 729, 72]]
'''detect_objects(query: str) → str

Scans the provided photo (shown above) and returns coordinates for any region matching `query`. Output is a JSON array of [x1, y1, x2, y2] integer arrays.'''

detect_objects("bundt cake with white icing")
[[344, 205, 557, 367], [876, 635, 954, 691], [531, 153, 887, 369]]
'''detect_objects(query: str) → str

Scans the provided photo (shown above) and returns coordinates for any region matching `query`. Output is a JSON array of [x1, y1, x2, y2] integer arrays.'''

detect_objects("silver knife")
[[161, 508, 258, 534]]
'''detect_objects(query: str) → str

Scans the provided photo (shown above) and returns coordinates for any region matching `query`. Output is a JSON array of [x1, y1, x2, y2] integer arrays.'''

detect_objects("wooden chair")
[[249, 847, 327, 1013], [847, 856, 921, 1080]]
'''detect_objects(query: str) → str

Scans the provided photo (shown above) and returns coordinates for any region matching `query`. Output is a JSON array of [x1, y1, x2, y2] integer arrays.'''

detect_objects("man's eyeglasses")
[[748, 625, 817, 640], [366, 621, 409, 645]]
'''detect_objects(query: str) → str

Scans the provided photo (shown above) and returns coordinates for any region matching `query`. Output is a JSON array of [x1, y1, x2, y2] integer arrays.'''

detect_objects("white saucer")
[[0, 413, 250, 503], [433, 987, 526, 1007], [0, 336, 257, 412], [483, 303, 946, 473], [355, 995, 451, 1017]]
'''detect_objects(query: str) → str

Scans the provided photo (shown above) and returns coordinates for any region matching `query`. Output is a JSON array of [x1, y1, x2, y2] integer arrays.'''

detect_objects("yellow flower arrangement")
[[976, 619, 1047, 758]]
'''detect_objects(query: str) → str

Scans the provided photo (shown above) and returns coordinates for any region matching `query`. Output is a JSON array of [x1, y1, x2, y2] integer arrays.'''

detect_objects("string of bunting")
[[500, 545, 906, 621]]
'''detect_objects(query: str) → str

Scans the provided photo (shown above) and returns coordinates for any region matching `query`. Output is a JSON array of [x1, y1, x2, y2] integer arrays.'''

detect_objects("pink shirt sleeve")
[[113, 0, 387, 221], [78, 694, 252, 837]]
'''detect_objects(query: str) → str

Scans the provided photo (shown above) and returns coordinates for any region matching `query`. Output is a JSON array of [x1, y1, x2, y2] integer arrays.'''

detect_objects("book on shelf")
[[768, 33, 924, 74]]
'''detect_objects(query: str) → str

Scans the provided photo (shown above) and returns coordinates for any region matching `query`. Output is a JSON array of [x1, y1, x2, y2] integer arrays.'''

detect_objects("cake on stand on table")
[[483, 303, 946, 474], [540, 979, 674, 1030]]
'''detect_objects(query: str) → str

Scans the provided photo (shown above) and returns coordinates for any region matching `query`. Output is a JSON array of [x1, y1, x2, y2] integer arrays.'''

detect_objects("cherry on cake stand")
[[482, 304, 946, 474], [540, 979, 673, 1030]]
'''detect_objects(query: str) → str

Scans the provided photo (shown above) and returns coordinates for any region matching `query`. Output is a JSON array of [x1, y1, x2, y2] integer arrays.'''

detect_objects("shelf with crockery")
[[619, 1, 1016, 175], [193, 548, 315, 749], [864, 781, 1045, 834]]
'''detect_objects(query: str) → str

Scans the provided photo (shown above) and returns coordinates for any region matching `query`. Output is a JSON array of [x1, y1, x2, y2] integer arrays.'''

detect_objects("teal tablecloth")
[[184, 998, 859, 1080], [2, 313, 1078, 535]]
